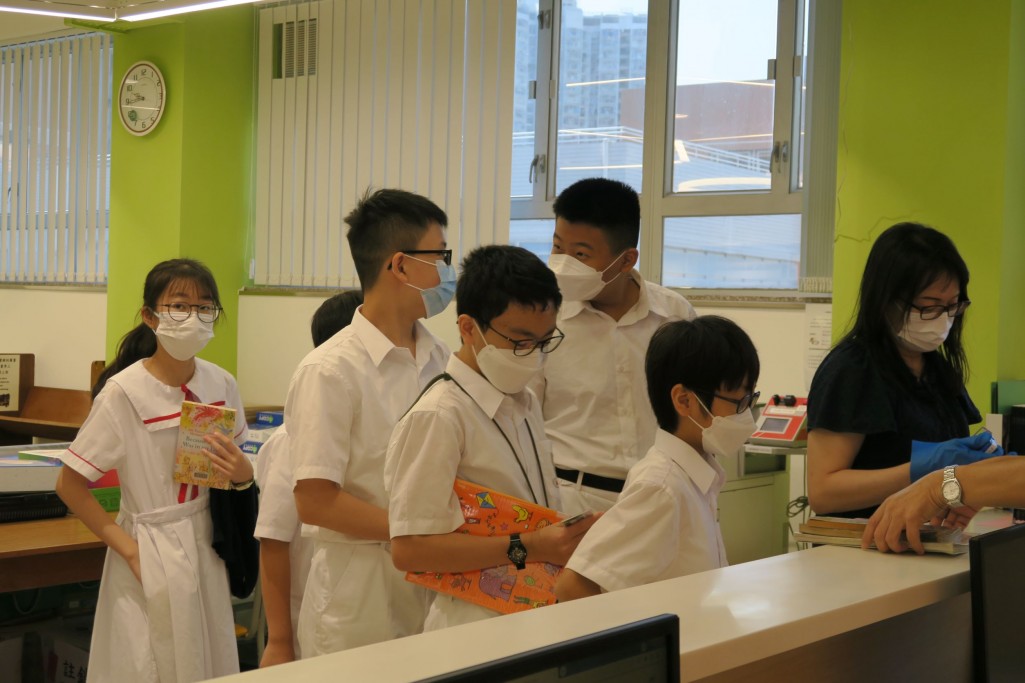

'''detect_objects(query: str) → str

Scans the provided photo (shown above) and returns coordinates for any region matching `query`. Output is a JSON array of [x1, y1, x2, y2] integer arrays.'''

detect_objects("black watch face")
[[509, 543, 527, 566]]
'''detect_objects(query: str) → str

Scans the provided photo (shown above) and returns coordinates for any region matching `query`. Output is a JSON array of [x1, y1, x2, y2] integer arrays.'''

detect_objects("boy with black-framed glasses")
[[385, 244, 599, 630], [285, 188, 453, 657], [556, 316, 760, 601]]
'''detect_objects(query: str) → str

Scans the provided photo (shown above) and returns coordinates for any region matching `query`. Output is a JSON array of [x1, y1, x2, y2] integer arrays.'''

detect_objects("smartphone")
[[560, 511, 594, 527]]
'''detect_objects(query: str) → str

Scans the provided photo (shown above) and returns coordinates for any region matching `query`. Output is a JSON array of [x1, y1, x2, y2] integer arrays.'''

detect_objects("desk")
[[218, 510, 1010, 683], [0, 514, 111, 592]]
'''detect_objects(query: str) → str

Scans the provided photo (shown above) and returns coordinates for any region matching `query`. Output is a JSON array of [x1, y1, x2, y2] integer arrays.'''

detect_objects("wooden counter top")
[[0, 513, 111, 592]]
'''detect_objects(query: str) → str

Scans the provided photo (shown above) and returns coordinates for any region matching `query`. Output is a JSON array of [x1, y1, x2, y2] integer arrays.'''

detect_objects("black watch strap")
[[507, 532, 528, 570]]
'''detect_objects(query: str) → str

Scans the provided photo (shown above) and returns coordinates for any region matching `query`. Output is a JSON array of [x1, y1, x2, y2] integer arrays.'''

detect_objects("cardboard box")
[[50, 638, 89, 683]]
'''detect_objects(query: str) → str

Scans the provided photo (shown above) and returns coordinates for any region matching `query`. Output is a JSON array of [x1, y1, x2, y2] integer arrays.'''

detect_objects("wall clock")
[[118, 61, 165, 136]]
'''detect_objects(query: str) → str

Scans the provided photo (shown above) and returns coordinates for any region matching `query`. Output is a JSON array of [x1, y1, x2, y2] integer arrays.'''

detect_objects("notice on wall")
[[0, 354, 21, 411], [804, 304, 832, 392]]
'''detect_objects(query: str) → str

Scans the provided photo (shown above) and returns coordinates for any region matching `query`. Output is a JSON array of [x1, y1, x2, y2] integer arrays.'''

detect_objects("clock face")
[[119, 62, 165, 136]]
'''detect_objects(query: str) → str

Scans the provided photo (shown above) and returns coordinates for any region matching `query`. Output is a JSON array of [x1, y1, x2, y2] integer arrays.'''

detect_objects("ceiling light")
[[118, 0, 259, 22]]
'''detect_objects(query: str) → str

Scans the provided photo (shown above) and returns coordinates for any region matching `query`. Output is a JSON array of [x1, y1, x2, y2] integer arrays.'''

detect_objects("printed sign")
[[0, 354, 21, 411]]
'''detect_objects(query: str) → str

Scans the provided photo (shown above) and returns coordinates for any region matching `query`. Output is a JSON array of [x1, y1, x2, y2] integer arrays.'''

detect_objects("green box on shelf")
[[90, 486, 121, 512]]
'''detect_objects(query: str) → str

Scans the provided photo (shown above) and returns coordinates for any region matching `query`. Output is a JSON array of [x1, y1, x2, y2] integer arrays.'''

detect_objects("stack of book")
[[795, 516, 968, 555]]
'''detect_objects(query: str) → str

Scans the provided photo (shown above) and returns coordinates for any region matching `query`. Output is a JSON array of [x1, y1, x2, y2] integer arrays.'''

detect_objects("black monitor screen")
[[970, 522, 1025, 683], [416, 613, 679, 683]]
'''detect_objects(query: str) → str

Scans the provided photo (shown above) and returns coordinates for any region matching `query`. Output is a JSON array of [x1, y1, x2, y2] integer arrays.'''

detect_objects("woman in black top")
[[807, 222, 999, 518]]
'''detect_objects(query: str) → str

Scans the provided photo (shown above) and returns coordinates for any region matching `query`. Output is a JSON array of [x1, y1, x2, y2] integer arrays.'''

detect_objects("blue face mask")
[[405, 257, 456, 318]]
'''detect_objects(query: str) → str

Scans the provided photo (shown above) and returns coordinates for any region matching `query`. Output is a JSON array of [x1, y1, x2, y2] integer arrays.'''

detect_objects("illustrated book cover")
[[406, 478, 567, 614], [173, 401, 236, 490]]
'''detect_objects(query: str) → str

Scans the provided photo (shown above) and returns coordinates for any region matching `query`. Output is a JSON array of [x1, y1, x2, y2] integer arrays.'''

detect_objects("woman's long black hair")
[[841, 222, 970, 395], [91, 259, 222, 398]]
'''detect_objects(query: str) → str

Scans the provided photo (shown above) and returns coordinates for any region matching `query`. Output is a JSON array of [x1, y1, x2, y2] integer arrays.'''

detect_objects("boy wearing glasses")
[[385, 245, 599, 629], [285, 188, 452, 656], [555, 316, 760, 601], [541, 178, 696, 516]]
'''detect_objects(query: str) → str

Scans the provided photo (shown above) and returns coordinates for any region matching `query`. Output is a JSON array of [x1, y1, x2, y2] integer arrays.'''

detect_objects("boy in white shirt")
[[255, 290, 362, 668], [555, 316, 760, 600], [286, 189, 453, 656], [385, 245, 599, 630], [542, 178, 696, 515]]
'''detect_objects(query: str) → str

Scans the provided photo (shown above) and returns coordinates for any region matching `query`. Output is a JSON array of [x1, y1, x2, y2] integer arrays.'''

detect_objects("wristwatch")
[[941, 465, 964, 508], [507, 533, 528, 570], [230, 477, 255, 491]]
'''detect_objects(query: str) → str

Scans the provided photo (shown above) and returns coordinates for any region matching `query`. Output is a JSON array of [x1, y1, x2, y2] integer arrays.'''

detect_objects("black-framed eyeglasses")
[[486, 325, 565, 357], [403, 249, 453, 266], [157, 303, 221, 323], [712, 391, 760, 414], [908, 300, 971, 321]]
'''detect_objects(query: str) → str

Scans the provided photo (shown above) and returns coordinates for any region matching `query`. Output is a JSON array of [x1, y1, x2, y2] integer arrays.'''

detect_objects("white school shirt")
[[564, 429, 728, 593], [61, 358, 248, 682], [540, 270, 696, 480], [385, 354, 562, 629], [285, 307, 449, 544], [254, 427, 313, 658]]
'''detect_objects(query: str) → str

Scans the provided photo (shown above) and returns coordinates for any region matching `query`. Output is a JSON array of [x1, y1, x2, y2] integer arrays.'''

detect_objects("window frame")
[[512, 0, 834, 297]]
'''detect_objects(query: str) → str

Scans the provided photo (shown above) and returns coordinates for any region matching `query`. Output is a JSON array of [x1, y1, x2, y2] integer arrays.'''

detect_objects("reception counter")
[[218, 512, 1010, 683]]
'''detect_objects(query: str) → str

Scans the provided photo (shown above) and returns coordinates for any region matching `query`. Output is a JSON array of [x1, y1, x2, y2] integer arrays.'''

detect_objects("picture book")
[[796, 516, 968, 555], [406, 479, 567, 615], [173, 401, 236, 490]]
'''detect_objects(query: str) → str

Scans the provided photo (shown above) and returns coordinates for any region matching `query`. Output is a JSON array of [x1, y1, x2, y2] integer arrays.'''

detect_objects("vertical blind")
[[0, 32, 113, 285], [253, 0, 517, 288]]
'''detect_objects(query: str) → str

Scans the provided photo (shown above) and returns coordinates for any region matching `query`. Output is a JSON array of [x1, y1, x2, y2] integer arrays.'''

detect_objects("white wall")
[[235, 294, 809, 406], [0, 285, 809, 400], [0, 288, 107, 390], [236, 293, 462, 406]]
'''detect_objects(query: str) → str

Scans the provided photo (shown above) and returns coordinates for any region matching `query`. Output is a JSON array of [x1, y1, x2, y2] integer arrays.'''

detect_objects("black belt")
[[556, 467, 625, 494]]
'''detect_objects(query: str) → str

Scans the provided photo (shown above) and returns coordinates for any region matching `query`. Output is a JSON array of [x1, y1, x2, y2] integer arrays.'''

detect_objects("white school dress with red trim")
[[60, 358, 249, 682]]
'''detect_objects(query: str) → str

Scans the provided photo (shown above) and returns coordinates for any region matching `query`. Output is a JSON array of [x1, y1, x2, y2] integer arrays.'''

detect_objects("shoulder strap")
[[400, 372, 454, 419]]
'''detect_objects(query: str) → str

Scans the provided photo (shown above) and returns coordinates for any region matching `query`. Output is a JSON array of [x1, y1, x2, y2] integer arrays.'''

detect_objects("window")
[[512, 0, 648, 225], [512, 0, 828, 293], [0, 32, 113, 285]]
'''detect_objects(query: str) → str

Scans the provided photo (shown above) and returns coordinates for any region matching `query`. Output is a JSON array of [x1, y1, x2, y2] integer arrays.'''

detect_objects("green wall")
[[834, 0, 1025, 412], [106, 7, 256, 373]]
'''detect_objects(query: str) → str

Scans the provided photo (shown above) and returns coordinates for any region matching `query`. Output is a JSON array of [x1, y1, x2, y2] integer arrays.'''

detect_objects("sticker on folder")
[[406, 479, 563, 615]]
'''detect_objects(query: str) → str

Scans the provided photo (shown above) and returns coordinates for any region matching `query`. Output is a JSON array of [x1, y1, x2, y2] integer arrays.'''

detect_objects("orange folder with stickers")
[[405, 479, 565, 614]]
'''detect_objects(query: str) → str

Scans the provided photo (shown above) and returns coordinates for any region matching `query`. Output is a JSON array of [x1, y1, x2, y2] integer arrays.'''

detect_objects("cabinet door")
[[718, 480, 779, 565]]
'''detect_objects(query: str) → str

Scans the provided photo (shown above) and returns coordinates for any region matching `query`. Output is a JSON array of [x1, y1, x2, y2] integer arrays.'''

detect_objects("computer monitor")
[[969, 522, 1025, 683], [416, 613, 680, 682]]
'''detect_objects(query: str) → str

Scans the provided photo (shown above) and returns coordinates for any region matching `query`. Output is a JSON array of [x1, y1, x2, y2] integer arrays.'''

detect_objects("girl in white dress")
[[56, 259, 255, 683]]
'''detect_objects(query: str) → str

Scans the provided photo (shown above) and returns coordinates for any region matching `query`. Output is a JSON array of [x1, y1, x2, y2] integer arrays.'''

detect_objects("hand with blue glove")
[[909, 432, 1004, 482]]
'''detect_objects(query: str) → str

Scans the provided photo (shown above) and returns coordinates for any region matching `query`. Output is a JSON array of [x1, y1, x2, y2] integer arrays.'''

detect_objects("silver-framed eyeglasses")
[[908, 300, 971, 321], [487, 325, 565, 357], [158, 303, 221, 323]]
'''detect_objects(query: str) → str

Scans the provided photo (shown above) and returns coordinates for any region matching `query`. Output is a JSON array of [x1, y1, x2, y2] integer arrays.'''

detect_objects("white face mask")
[[154, 312, 214, 361], [472, 322, 542, 394], [547, 252, 626, 301], [688, 394, 757, 458], [896, 312, 953, 353]]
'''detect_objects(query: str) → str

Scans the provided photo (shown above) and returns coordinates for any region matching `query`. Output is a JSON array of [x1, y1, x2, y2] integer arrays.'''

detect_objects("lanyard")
[[421, 373, 549, 508], [489, 415, 548, 509]]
